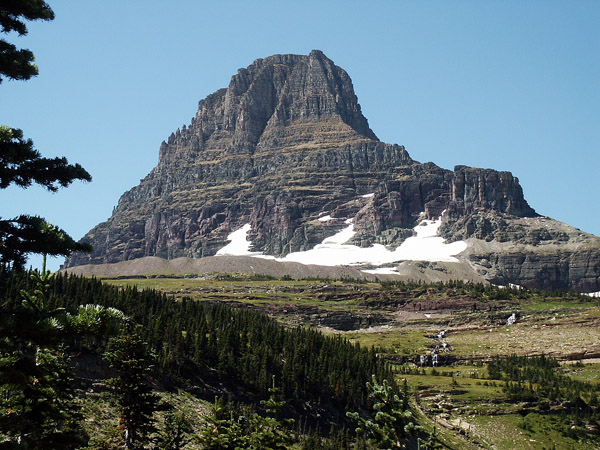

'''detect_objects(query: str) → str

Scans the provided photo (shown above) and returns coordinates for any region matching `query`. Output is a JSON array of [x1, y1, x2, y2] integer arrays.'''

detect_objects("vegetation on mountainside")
[[400, 357, 600, 449], [1, 270, 427, 449], [2, 268, 600, 448], [92, 273, 600, 448], [347, 376, 419, 449], [0, 266, 125, 448], [488, 355, 599, 419]]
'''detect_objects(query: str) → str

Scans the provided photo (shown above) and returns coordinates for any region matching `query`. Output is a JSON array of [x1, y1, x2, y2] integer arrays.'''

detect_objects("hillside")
[[95, 274, 600, 449]]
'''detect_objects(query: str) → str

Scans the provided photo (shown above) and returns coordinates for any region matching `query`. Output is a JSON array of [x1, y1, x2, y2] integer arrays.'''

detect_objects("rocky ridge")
[[64, 51, 600, 292]]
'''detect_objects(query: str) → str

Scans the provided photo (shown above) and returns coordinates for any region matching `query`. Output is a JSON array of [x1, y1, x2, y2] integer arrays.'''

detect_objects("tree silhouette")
[[0, 1, 92, 270]]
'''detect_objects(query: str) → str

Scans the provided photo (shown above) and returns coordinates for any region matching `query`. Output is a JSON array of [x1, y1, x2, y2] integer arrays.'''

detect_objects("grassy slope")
[[101, 275, 600, 449]]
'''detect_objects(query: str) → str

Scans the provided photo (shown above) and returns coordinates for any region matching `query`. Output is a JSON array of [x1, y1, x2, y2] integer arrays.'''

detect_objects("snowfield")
[[216, 214, 467, 268], [215, 224, 261, 256]]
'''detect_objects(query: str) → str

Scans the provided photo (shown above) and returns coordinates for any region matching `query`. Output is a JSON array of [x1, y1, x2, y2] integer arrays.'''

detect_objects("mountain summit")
[[65, 51, 600, 292]]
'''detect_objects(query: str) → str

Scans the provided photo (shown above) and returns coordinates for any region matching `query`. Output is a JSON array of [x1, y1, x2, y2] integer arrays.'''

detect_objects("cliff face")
[[65, 51, 600, 292]]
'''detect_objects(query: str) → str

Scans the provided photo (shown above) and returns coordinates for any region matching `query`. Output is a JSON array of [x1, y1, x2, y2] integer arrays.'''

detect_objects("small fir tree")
[[198, 380, 296, 450], [197, 397, 248, 450], [154, 409, 193, 450], [105, 329, 159, 450], [347, 375, 419, 449]]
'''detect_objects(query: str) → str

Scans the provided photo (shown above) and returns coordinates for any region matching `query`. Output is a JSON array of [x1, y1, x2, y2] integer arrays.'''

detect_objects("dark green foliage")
[[487, 354, 599, 425], [9, 271, 395, 424], [197, 397, 248, 449], [0, 266, 126, 449], [105, 329, 159, 450], [379, 279, 591, 302], [0, 126, 91, 191], [0, 129, 92, 269], [0, 269, 84, 448], [487, 354, 560, 382], [0, 215, 92, 270], [300, 426, 353, 450], [0, 0, 54, 83], [0, 344, 86, 450], [198, 388, 296, 450], [154, 409, 193, 450], [416, 427, 443, 450], [347, 375, 419, 449], [0, 271, 406, 445]]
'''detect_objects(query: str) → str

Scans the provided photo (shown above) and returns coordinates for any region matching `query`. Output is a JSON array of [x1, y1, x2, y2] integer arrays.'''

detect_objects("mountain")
[[64, 51, 600, 292]]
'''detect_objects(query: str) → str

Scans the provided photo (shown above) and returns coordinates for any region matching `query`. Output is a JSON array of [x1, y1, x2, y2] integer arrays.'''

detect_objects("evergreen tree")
[[197, 397, 248, 450], [0, 0, 54, 83], [347, 376, 419, 449], [0, 264, 124, 448], [198, 382, 296, 450], [154, 410, 193, 450], [248, 377, 296, 449], [1, 1, 92, 269], [105, 328, 159, 450], [416, 427, 443, 450]]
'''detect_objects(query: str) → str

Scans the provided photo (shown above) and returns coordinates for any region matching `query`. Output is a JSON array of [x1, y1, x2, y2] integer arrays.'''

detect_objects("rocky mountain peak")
[[159, 50, 377, 166], [64, 51, 600, 292]]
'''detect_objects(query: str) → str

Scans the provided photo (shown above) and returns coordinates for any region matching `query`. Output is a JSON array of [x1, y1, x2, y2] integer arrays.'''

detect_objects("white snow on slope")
[[362, 267, 401, 275], [216, 224, 260, 256], [585, 291, 600, 298], [322, 223, 356, 244], [216, 216, 467, 268], [318, 215, 333, 222], [360, 193, 375, 198]]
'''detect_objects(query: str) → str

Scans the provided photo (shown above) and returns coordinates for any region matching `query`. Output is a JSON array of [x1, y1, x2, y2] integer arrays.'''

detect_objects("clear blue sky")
[[1, 1, 598, 271]]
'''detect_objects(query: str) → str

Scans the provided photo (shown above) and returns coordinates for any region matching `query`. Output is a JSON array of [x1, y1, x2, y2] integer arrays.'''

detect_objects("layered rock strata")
[[65, 51, 600, 291]]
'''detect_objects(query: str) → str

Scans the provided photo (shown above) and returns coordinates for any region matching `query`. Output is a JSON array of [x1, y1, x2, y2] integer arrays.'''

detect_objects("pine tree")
[[347, 375, 419, 450], [0, 263, 123, 448], [0, 0, 54, 83], [248, 377, 296, 449], [197, 397, 248, 450], [198, 381, 296, 450], [417, 426, 443, 450], [154, 409, 193, 450], [105, 329, 159, 450], [1, 1, 92, 269]]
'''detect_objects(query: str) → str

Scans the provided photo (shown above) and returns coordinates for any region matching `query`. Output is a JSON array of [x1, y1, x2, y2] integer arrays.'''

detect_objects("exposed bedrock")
[[64, 51, 600, 292], [470, 249, 600, 292]]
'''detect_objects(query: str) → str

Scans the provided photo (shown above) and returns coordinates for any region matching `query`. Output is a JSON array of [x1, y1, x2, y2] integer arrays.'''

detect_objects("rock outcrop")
[[64, 51, 600, 292]]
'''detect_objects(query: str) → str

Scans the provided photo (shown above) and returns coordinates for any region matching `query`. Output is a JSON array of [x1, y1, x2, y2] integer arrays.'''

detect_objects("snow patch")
[[495, 283, 523, 290], [215, 215, 468, 268], [216, 224, 259, 256], [585, 291, 600, 298], [360, 193, 375, 198], [322, 224, 356, 245], [362, 267, 401, 275], [318, 215, 333, 222]]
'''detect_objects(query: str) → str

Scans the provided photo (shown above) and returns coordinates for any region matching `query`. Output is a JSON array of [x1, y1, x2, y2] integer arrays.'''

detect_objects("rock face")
[[64, 51, 600, 292]]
